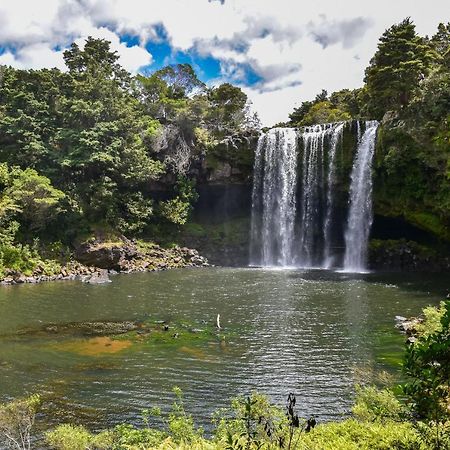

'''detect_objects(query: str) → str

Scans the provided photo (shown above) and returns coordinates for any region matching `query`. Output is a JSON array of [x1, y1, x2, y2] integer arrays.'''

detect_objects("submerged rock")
[[83, 269, 111, 284], [15, 320, 140, 338]]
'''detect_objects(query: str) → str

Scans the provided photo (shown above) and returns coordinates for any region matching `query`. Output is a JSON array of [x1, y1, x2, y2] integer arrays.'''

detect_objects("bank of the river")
[[0, 238, 209, 286]]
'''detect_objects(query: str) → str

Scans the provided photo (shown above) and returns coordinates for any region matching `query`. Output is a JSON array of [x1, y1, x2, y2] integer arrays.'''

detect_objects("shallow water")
[[0, 268, 445, 430]]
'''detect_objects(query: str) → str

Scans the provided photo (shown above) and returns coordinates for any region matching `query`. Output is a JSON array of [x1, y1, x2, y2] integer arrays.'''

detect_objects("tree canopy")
[[0, 37, 259, 242]]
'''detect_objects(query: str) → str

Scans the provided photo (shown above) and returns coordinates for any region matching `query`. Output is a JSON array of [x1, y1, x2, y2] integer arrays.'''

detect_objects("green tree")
[[430, 22, 450, 66], [56, 38, 164, 225], [0, 395, 41, 450], [298, 101, 351, 126], [0, 67, 68, 173], [207, 83, 248, 135], [0, 163, 65, 234], [364, 18, 435, 118]]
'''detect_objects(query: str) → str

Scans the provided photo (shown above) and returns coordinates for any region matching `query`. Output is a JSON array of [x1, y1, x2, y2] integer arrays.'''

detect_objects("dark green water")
[[0, 268, 445, 429]]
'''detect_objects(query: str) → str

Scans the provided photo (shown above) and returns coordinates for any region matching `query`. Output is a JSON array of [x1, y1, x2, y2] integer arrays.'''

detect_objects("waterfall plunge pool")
[[0, 267, 444, 430]]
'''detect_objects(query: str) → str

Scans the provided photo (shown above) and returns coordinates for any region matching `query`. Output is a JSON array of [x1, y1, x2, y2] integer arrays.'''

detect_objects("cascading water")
[[343, 121, 379, 272], [250, 120, 378, 270], [251, 123, 345, 268], [298, 123, 343, 266], [322, 122, 344, 268], [250, 128, 298, 266]]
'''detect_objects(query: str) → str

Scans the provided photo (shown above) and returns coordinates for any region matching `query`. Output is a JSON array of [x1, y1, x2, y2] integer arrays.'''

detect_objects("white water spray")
[[323, 123, 345, 268], [343, 121, 379, 272], [250, 128, 298, 266]]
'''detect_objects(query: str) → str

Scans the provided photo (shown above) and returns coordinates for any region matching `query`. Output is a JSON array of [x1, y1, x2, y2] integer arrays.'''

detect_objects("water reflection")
[[0, 268, 444, 429]]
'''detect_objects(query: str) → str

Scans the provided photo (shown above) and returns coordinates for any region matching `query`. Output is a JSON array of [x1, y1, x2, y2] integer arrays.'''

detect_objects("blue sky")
[[0, 0, 447, 125]]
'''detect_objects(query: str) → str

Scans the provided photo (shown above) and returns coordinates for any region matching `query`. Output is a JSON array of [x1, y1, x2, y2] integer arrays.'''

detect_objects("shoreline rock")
[[0, 242, 209, 286], [395, 315, 424, 344]]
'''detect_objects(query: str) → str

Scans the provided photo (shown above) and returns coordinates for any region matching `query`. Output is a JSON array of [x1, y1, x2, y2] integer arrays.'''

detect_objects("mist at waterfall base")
[[250, 121, 379, 272]]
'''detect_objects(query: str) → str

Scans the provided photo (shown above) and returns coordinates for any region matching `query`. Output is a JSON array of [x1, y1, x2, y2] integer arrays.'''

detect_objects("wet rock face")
[[75, 239, 138, 270], [368, 239, 450, 272]]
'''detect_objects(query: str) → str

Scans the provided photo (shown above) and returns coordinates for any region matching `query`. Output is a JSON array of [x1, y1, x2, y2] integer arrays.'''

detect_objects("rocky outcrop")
[[74, 237, 209, 272], [74, 237, 138, 270], [368, 239, 450, 272], [0, 239, 209, 286], [82, 269, 111, 284], [395, 315, 424, 344]]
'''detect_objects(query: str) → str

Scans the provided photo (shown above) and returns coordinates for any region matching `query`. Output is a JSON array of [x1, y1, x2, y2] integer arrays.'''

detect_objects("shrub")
[[352, 386, 407, 422], [45, 424, 113, 450], [297, 419, 427, 450], [0, 394, 41, 450]]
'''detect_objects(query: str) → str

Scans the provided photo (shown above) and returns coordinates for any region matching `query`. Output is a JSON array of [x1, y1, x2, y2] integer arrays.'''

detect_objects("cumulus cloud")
[[0, 0, 448, 125], [0, 0, 153, 73], [308, 16, 374, 49]]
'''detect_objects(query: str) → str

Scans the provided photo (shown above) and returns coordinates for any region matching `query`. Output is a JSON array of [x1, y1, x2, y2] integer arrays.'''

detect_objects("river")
[[0, 267, 444, 431]]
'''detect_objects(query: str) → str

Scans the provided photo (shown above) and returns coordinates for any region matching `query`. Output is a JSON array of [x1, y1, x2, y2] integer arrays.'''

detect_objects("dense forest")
[[0, 38, 259, 278], [0, 18, 449, 277]]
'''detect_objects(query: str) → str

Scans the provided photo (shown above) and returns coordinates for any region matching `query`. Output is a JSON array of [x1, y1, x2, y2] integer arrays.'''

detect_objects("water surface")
[[0, 268, 444, 429]]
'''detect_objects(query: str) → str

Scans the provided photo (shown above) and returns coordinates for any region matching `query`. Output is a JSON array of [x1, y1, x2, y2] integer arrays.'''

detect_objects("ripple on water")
[[0, 268, 445, 429]]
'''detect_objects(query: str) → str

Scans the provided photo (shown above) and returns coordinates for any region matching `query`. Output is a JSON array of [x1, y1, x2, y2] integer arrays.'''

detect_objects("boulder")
[[83, 269, 111, 284], [75, 238, 140, 270]]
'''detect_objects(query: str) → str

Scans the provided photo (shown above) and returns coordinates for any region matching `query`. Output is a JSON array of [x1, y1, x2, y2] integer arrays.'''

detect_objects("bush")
[[45, 424, 113, 450], [0, 394, 41, 450], [352, 386, 407, 423], [415, 302, 447, 338], [297, 419, 427, 450]]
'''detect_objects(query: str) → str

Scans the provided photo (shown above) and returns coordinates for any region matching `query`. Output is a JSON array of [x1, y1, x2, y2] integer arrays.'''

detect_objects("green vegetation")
[[0, 394, 41, 450], [403, 301, 450, 448], [288, 19, 450, 242], [0, 38, 258, 278], [0, 17, 448, 277]]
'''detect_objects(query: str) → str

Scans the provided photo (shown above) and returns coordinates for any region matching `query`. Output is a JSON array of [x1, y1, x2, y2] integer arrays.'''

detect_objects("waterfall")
[[250, 128, 298, 266], [250, 120, 377, 270], [298, 123, 342, 266], [343, 121, 379, 272], [323, 122, 345, 268]]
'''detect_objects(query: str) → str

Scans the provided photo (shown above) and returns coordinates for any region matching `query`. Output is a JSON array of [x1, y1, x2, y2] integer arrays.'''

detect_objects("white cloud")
[[0, 0, 448, 124], [0, 0, 153, 73]]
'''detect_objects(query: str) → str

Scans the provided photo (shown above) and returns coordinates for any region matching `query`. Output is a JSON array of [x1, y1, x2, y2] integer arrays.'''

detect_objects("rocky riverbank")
[[368, 239, 450, 272], [0, 238, 209, 286]]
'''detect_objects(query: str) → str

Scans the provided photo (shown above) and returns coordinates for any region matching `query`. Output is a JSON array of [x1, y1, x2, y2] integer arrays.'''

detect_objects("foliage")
[[415, 302, 447, 338], [45, 424, 114, 450], [352, 386, 407, 423], [296, 419, 427, 450], [298, 101, 351, 126], [213, 392, 287, 449], [0, 162, 65, 233], [364, 18, 435, 119], [0, 394, 41, 450], [403, 301, 450, 448], [289, 89, 355, 126], [159, 177, 198, 225], [0, 163, 65, 278], [112, 386, 203, 448]]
